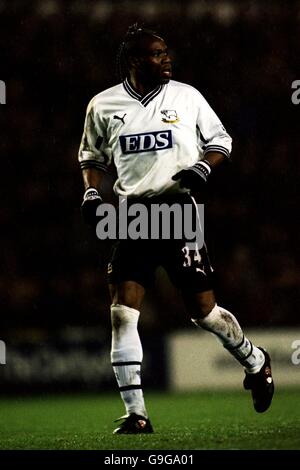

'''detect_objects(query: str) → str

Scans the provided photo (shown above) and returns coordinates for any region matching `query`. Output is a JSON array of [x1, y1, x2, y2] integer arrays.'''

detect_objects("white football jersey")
[[78, 79, 232, 198]]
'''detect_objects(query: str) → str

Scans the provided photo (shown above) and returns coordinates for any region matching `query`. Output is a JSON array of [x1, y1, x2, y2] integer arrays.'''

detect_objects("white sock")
[[192, 304, 265, 373], [110, 304, 148, 417]]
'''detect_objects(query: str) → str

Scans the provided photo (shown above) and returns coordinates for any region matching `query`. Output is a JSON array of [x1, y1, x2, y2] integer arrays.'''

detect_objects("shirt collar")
[[123, 78, 164, 107]]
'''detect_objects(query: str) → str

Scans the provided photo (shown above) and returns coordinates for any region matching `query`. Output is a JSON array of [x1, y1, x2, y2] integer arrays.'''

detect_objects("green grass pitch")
[[0, 389, 299, 450]]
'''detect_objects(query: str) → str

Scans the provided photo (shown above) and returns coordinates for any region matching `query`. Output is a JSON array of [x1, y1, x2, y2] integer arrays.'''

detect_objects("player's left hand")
[[172, 160, 211, 191]]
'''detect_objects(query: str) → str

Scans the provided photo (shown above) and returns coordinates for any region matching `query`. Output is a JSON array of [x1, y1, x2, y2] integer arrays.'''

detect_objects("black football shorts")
[[106, 194, 215, 293]]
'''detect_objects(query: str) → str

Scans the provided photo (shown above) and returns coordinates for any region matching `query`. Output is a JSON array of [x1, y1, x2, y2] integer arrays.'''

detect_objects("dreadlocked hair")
[[116, 23, 160, 81]]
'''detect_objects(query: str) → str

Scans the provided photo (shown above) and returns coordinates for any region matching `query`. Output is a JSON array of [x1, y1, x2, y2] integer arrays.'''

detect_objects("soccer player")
[[78, 24, 274, 434]]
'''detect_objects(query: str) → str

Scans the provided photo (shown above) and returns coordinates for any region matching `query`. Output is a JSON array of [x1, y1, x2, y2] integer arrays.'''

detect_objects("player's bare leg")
[[183, 289, 274, 412], [108, 281, 153, 433], [109, 280, 145, 310]]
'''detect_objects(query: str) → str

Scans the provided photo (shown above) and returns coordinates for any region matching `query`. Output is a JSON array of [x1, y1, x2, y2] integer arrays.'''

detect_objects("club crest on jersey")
[[120, 130, 173, 154], [161, 109, 179, 124]]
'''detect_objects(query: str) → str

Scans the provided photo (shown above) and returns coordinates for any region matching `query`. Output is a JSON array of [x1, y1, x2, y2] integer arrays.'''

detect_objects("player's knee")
[[112, 295, 140, 311], [196, 301, 216, 319], [109, 281, 144, 311], [191, 303, 219, 329], [184, 290, 216, 320]]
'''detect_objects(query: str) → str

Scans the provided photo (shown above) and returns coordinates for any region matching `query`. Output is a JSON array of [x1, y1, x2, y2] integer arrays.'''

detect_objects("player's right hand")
[[81, 187, 103, 227]]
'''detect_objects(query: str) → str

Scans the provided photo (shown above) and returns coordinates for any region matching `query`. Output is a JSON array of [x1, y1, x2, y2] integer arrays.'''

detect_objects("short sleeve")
[[78, 99, 111, 172], [195, 91, 232, 160]]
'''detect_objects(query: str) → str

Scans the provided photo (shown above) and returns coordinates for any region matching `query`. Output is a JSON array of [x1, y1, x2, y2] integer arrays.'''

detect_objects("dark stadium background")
[[0, 0, 299, 395]]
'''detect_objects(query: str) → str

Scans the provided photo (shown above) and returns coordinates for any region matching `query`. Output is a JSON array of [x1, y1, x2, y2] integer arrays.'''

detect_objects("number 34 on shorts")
[[182, 243, 209, 275]]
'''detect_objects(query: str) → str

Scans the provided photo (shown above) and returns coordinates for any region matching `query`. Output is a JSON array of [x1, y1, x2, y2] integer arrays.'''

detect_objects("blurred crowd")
[[0, 0, 299, 333]]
